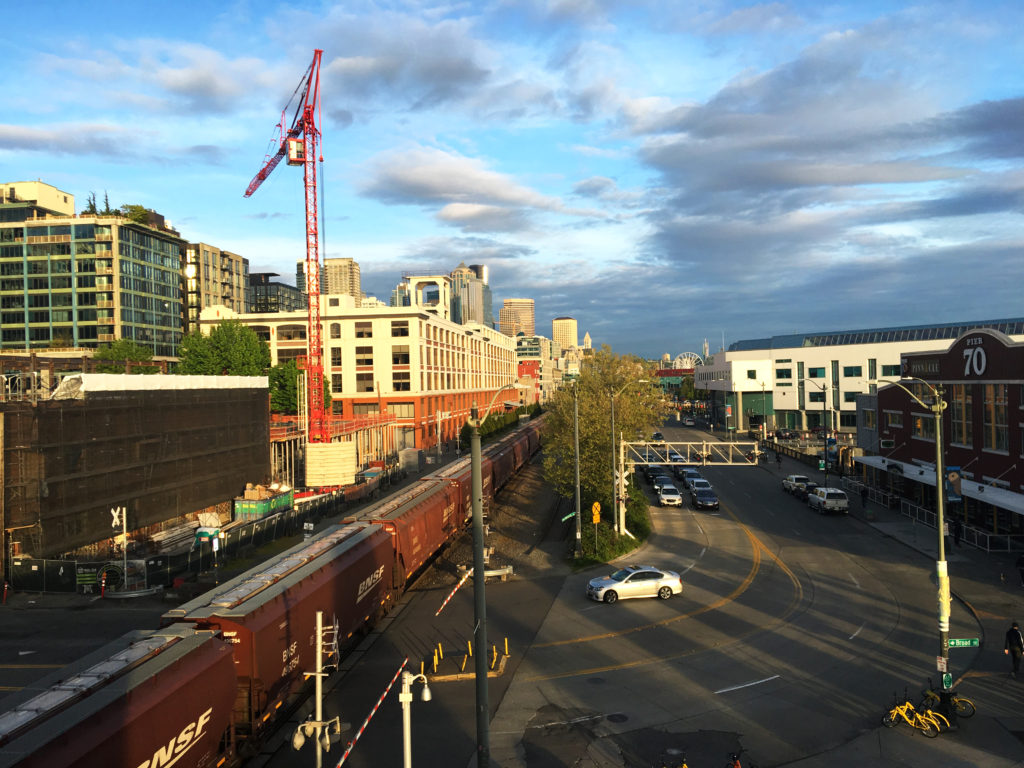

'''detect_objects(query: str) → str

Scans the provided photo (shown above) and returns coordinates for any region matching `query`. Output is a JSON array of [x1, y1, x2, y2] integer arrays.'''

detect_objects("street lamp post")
[[804, 379, 829, 489], [399, 670, 432, 768], [876, 377, 953, 715], [573, 385, 582, 557], [466, 383, 520, 768], [610, 379, 648, 538]]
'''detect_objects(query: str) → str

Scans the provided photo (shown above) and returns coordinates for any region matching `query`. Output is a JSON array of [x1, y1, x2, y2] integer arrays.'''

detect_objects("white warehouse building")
[[695, 318, 1024, 438]]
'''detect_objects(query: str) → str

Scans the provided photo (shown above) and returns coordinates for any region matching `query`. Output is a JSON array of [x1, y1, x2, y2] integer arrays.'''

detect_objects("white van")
[[808, 487, 849, 514]]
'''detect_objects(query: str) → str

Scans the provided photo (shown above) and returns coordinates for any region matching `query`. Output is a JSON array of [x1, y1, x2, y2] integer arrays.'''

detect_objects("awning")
[[854, 456, 1024, 515]]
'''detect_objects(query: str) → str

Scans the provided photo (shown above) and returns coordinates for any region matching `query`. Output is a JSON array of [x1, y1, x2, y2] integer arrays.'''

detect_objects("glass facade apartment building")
[[1, 183, 185, 357]]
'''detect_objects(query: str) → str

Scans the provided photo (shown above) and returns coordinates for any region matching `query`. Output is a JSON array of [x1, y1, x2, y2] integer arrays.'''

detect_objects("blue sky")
[[4, 1, 1023, 359]]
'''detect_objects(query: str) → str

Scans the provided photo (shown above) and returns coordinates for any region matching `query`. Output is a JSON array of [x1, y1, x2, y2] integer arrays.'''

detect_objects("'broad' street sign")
[[948, 638, 979, 648]]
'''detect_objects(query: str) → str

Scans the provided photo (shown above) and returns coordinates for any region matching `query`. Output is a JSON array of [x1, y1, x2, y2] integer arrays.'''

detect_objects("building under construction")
[[1, 373, 269, 577]]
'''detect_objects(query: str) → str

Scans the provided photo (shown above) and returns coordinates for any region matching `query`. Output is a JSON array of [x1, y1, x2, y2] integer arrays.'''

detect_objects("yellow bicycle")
[[882, 693, 950, 737], [921, 678, 976, 718]]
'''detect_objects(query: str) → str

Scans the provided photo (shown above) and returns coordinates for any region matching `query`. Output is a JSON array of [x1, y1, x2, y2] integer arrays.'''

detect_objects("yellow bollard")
[[461, 654, 468, 672], [504, 637, 509, 656], [467, 640, 472, 657], [420, 660, 424, 676], [491, 645, 497, 670], [438, 642, 444, 661], [433, 649, 438, 674]]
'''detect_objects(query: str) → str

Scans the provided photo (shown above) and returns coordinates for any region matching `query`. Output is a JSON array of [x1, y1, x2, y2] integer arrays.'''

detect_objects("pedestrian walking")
[[1016, 553, 1024, 587], [1006, 621, 1024, 678], [953, 518, 962, 547]]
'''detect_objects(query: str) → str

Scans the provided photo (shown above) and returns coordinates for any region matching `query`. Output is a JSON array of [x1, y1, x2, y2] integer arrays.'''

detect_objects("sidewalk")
[[767, 452, 1024, 767]]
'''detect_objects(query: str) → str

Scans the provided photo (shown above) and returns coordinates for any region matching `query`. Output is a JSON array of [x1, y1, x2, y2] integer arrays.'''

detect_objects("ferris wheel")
[[672, 352, 704, 369]]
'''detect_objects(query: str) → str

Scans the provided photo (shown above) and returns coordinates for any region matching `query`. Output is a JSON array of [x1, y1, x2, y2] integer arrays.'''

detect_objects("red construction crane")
[[245, 49, 328, 443]]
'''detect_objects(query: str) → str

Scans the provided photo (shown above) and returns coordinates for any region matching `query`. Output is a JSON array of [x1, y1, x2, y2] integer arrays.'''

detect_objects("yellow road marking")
[[524, 505, 805, 682]]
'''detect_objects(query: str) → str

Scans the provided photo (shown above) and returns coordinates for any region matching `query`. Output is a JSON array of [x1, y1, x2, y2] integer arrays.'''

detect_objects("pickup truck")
[[782, 474, 810, 494]]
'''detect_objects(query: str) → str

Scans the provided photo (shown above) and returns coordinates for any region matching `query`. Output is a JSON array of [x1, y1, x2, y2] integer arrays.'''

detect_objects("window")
[[881, 364, 901, 377], [912, 413, 935, 441], [949, 384, 973, 446], [392, 344, 410, 365], [331, 347, 341, 367], [331, 374, 342, 391], [776, 368, 792, 379], [330, 323, 340, 339], [393, 372, 410, 391], [356, 373, 374, 392], [843, 391, 860, 402], [843, 366, 862, 377], [884, 410, 903, 429], [355, 346, 373, 366], [392, 320, 409, 337], [808, 391, 825, 403], [746, 369, 757, 379], [864, 409, 877, 430], [807, 367, 825, 379], [390, 402, 415, 418], [983, 383, 1008, 452], [355, 322, 372, 338]]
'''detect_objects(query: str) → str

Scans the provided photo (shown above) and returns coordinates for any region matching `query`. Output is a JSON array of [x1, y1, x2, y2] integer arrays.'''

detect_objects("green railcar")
[[234, 488, 295, 521]]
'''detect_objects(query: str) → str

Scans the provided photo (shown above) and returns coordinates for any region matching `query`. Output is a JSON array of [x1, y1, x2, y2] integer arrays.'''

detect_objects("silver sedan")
[[586, 565, 683, 604]]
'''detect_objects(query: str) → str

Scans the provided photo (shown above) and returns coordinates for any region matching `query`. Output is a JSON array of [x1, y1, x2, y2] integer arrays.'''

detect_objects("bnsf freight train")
[[0, 418, 543, 768]]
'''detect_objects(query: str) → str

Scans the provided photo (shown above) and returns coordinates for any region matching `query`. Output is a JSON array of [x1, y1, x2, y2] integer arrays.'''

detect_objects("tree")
[[178, 320, 270, 376], [102, 191, 114, 215], [267, 359, 332, 414], [542, 347, 669, 513], [93, 339, 158, 373], [83, 192, 98, 215], [119, 204, 149, 224]]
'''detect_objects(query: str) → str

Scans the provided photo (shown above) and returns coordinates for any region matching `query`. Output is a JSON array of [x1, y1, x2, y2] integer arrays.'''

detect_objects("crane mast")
[[245, 49, 328, 443]]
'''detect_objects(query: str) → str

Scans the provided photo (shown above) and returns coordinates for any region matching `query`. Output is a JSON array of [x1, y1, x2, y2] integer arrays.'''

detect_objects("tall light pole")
[[875, 377, 953, 712], [573, 385, 582, 557], [804, 378, 829, 488], [610, 379, 648, 537], [399, 670, 432, 768], [466, 383, 520, 768]]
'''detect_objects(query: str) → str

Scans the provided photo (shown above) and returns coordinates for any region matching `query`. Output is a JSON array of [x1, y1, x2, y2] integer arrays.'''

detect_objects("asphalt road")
[[0, 421, 992, 768]]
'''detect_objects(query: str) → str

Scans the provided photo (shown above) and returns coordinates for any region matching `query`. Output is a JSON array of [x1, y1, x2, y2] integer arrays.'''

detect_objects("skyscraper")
[[552, 316, 578, 350], [297, 257, 361, 305], [450, 263, 485, 325], [499, 298, 535, 337], [468, 264, 494, 328]]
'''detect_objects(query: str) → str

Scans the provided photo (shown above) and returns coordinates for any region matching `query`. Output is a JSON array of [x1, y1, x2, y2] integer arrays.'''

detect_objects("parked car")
[[692, 488, 720, 510], [794, 482, 820, 503], [782, 474, 810, 494], [683, 417, 696, 426], [688, 478, 713, 497], [808, 487, 849, 514], [652, 431, 664, 441], [657, 486, 683, 507], [774, 428, 799, 440], [586, 565, 683, 603]]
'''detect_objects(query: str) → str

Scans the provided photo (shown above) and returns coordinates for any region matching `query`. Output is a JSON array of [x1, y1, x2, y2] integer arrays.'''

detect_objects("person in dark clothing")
[[1006, 622, 1024, 678], [953, 518, 962, 547]]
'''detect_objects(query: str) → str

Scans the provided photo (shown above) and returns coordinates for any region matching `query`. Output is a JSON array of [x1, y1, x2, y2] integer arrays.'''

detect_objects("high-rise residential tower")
[[297, 257, 361, 304], [499, 298, 535, 337], [552, 316, 578, 350], [1, 181, 186, 357]]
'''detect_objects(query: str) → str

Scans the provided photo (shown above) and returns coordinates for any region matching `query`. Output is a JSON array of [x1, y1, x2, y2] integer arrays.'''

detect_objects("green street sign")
[[948, 638, 979, 648], [561, 512, 575, 522], [818, 459, 825, 470], [942, 673, 952, 690]]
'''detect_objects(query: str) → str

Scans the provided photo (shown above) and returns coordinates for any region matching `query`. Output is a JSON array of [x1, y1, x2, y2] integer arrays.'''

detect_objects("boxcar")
[[161, 522, 394, 742], [346, 479, 461, 585], [0, 627, 236, 768]]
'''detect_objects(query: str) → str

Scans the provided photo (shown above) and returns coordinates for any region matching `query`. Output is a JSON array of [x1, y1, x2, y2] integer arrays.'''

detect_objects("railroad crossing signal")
[[948, 638, 979, 648], [592, 502, 601, 524]]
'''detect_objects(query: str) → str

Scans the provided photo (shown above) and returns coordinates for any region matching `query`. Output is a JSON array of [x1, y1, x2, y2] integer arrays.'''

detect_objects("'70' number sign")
[[962, 339, 986, 376]]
